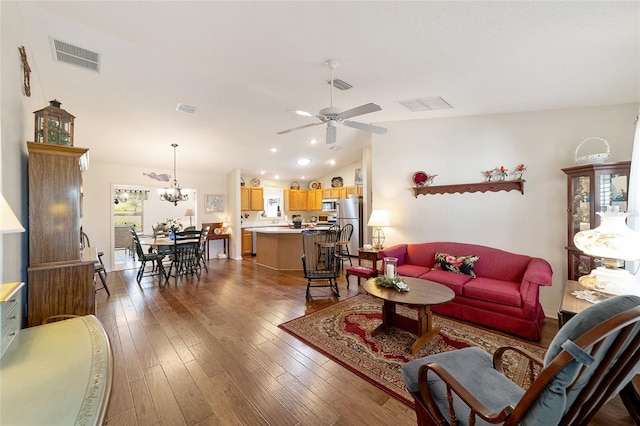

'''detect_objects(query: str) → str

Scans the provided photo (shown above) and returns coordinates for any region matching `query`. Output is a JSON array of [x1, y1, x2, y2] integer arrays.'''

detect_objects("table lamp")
[[184, 208, 195, 227], [368, 210, 390, 250], [1, 194, 25, 234], [573, 206, 640, 296]]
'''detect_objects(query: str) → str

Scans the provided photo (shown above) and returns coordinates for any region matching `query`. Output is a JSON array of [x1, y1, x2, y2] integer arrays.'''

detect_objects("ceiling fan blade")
[[340, 103, 382, 119], [277, 122, 322, 135], [326, 125, 337, 144], [343, 120, 388, 135]]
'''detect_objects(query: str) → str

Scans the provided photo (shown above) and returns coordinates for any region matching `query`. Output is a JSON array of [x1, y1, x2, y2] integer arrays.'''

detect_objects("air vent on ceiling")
[[51, 38, 100, 72], [176, 103, 197, 114], [326, 79, 352, 90], [398, 96, 453, 112]]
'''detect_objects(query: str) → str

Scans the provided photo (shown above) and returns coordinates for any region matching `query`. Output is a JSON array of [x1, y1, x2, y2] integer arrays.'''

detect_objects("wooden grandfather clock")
[[26, 141, 95, 327]]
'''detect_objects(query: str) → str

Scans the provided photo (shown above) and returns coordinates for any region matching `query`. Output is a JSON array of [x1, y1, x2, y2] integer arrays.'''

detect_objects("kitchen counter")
[[253, 226, 332, 270], [251, 225, 331, 233]]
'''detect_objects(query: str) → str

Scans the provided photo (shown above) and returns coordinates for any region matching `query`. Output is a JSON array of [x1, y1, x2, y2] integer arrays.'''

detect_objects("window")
[[264, 189, 283, 218]]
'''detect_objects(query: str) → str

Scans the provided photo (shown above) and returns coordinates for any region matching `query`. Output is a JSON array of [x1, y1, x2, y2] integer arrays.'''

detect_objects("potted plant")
[[292, 216, 303, 228]]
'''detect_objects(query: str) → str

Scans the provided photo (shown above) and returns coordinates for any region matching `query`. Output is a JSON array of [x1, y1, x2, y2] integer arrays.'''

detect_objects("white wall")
[[1, 1, 29, 284], [371, 103, 639, 317]]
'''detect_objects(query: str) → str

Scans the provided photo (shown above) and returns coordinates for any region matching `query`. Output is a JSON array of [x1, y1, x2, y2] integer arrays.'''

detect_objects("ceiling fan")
[[277, 60, 387, 145]]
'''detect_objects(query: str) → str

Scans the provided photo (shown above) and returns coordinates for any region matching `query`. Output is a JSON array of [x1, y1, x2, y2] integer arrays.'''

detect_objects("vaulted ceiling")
[[15, 1, 639, 182]]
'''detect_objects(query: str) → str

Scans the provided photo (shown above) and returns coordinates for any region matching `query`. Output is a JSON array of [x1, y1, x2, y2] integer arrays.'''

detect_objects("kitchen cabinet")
[[241, 187, 264, 211], [284, 189, 307, 211], [321, 186, 360, 200], [241, 229, 253, 256], [561, 161, 631, 281], [26, 142, 95, 327], [322, 187, 342, 199], [307, 189, 323, 211]]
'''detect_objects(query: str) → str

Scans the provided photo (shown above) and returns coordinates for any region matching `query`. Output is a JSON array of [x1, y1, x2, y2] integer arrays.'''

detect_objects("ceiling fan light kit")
[[277, 59, 388, 145]]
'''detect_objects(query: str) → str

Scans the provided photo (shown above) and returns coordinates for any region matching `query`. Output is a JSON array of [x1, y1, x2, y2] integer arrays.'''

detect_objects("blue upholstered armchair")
[[402, 295, 640, 425]]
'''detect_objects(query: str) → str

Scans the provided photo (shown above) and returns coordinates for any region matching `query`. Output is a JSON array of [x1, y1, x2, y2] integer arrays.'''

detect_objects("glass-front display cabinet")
[[561, 161, 631, 281]]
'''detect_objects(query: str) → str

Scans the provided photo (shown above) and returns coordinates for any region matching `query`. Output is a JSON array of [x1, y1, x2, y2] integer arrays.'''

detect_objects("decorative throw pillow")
[[434, 252, 479, 278]]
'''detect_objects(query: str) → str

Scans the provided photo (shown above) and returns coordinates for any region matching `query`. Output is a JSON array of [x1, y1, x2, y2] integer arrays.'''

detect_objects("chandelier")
[[159, 143, 189, 206]]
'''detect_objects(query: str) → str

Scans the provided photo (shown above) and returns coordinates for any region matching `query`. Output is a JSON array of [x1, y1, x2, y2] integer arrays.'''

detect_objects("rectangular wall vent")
[[326, 79, 352, 90], [51, 38, 100, 72], [176, 103, 197, 114], [398, 96, 453, 112]]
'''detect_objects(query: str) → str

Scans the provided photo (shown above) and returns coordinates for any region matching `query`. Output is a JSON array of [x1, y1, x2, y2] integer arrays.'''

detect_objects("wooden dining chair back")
[[81, 231, 110, 296], [166, 230, 202, 285], [401, 294, 640, 426], [336, 223, 354, 269], [197, 225, 211, 272], [130, 229, 166, 286], [301, 229, 340, 299]]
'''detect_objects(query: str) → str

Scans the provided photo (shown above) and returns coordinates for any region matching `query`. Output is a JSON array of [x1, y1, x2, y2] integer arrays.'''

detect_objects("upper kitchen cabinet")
[[241, 186, 264, 211]]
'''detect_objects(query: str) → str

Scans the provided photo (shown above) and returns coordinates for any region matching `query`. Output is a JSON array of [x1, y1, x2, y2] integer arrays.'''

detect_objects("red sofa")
[[377, 242, 553, 340]]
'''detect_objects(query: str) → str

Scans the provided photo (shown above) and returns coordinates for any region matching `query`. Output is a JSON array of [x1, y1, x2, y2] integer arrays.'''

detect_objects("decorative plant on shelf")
[[483, 169, 495, 182], [374, 276, 410, 291], [513, 163, 527, 180], [292, 216, 303, 228]]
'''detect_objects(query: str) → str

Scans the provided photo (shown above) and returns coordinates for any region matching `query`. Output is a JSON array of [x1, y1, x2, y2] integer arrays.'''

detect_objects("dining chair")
[[401, 294, 640, 426], [336, 223, 354, 270], [166, 230, 202, 285], [197, 225, 211, 272], [131, 230, 166, 286], [81, 231, 110, 296], [301, 229, 340, 299]]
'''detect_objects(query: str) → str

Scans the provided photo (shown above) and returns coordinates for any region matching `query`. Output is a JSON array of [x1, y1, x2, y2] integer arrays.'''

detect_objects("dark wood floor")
[[95, 256, 637, 425]]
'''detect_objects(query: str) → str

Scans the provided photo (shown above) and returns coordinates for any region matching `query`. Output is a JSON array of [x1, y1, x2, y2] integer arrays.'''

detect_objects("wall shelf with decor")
[[412, 179, 525, 197]]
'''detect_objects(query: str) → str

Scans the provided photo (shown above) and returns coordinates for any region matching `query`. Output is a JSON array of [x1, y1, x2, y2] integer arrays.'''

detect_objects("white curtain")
[[627, 110, 640, 277]]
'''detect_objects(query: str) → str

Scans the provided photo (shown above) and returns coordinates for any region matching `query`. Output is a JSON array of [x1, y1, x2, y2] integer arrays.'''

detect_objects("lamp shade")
[[0, 194, 25, 234], [184, 209, 195, 217], [574, 210, 640, 261], [367, 210, 390, 227]]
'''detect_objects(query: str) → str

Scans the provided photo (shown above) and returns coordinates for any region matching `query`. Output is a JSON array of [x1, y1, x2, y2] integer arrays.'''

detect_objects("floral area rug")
[[279, 293, 547, 407]]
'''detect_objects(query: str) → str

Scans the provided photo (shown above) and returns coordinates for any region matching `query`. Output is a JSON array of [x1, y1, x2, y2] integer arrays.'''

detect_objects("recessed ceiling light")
[[329, 159, 336, 165], [301, 176, 306, 179], [274, 175, 280, 179], [260, 170, 265, 175], [310, 138, 318, 145], [297, 158, 311, 166], [270, 147, 278, 153]]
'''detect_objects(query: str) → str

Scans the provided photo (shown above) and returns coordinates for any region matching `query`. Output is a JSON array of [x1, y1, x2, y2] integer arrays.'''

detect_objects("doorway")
[[111, 184, 197, 271]]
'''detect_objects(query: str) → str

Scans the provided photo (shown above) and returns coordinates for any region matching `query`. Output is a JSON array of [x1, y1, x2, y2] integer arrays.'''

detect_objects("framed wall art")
[[205, 194, 225, 213]]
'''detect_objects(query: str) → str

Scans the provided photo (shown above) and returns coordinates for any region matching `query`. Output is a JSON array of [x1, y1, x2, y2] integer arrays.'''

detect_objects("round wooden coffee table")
[[363, 276, 455, 354]]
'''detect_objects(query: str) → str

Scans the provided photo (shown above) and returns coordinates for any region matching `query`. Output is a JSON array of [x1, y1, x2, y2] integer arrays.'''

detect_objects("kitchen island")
[[252, 226, 331, 270]]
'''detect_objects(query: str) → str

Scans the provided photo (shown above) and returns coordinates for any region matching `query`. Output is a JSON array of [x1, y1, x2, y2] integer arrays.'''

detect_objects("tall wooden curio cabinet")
[[561, 161, 631, 281], [26, 142, 95, 327]]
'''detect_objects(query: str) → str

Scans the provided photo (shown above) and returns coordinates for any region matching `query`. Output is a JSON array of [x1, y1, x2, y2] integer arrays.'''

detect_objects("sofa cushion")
[[378, 245, 406, 266], [397, 264, 431, 278], [434, 252, 479, 278], [462, 277, 522, 307], [420, 269, 472, 295], [405, 243, 436, 267]]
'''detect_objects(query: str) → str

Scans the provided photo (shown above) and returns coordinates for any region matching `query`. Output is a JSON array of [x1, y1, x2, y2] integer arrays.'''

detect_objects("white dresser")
[[0, 281, 23, 359]]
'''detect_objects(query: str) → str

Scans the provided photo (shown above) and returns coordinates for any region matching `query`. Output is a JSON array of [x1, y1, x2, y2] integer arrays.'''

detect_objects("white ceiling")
[[16, 1, 640, 183]]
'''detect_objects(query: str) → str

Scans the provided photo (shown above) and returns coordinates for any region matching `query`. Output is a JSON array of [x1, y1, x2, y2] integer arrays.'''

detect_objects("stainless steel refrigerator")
[[335, 196, 363, 257]]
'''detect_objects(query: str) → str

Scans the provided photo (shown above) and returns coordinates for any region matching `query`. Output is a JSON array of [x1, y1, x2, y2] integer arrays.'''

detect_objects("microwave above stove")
[[322, 199, 338, 212]]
